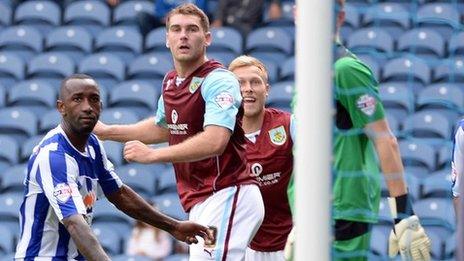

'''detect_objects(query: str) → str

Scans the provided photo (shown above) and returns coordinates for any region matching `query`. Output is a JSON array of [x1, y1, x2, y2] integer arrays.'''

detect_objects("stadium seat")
[[379, 83, 414, 120], [397, 28, 445, 61], [362, 3, 410, 38], [45, 26, 93, 62], [434, 57, 464, 83], [79, 53, 125, 88], [208, 51, 235, 67], [416, 84, 463, 123], [280, 56, 295, 81], [437, 143, 452, 170], [0, 223, 14, 255], [95, 27, 142, 63], [0, 193, 22, 235], [113, 0, 154, 26], [449, 32, 464, 56], [152, 192, 187, 220], [27, 53, 75, 90], [21, 135, 44, 162], [64, 1, 110, 36], [157, 166, 177, 194], [413, 198, 455, 231], [210, 27, 243, 55], [92, 223, 122, 256], [355, 54, 381, 80], [102, 141, 124, 166], [267, 81, 294, 112], [382, 56, 431, 86], [399, 140, 436, 174], [416, 3, 460, 38], [2, 164, 27, 193], [0, 52, 24, 87], [109, 80, 159, 118], [0, 84, 5, 108], [347, 27, 394, 54], [0, 135, 18, 173], [246, 27, 293, 64], [370, 225, 390, 257], [377, 197, 393, 225], [14, 1, 60, 35], [92, 199, 134, 236], [426, 227, 446, 259], [115, 164, 161, 197], [100, 108, 140, 125], [402, 111, 451, 145], [422, 170, 453, 198], [128, 53, 173, 80], [0, 3, 11, 26], [444, 232, 456, 259], [0, 106, 37, 142], [0, 26, 42, 61], [343, 3, 360, 29], [145, 27, 167, 52], [385, 114, 399, 135], [38, 109, 61, 134], [7, 80, 57, 116]]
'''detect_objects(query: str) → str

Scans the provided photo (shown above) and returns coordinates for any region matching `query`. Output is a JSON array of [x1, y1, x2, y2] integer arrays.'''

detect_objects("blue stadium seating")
[[157, 166, 177, 194], [416, 83, 463, 122], [434, 57, 464, 83], [246, 27, 293, 64], [110, 80, 159, 118], [145, 27, 167, 52], [0, 84, 5, 108], [399, 140, 436, 174], [113, 1, 155, 26], [416, 3, 460, 38], [45, 26, 93, 62], [92, 199, 134, 236], [115, 164, 161, 197], [1, 164, 26, 194], [362, 3, 410, 38], [21, 135, 43, 162], [385, 114, 399, 135], [402, 111, 452, 145], [343, 3, 360, 30], [0, 2, 11, 26], [128, 53, 173, 80], [208, 51, 235, 67], [210, 27, 243, 55], [0, 26, 43, 61], [444, 232, 456, 259], [267, 81, 294, 112], [348, 27, 394, 54], [64, 1, 110, 36], [397, 28, 445, 61], [27, 53, 75, 89], [414, 198, 455, 230], [39, 109, 61, 134], [0, 107, 37, 143], [370, 225, 390, 257], [95, 26, 143, 62], [8, 80, 57, 117], [92, 223, 122, 256], [422, 170, 453, 198], [437, 143, 452, 170], [102, 140, 124, 166], [0, 52, 25, 87], [356, 54, 381, 80], [152, 192, 187, 220], [79, 53, 125, 88], [100, 107, 140, 125], [382, 56, 431, 87], [0, 192, 22, 235], [14, 1, 61, 35], [0, 135, 18, 173], [449, 31, 464, 56], [280, 56, 295, 81], [379, 83, 414, 120]]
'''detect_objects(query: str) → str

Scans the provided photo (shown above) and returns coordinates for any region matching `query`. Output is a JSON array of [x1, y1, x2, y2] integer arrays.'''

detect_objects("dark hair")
[[59, 74, 96, 100], [165, 3, 210, 32]]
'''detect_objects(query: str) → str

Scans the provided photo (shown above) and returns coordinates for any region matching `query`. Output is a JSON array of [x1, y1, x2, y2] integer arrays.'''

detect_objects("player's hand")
[[284, 226, 295, 261], [93, 121, 109, 140], [171, 221, 215, 245], [388, 215, 431, 261], [124, 140, 156, 163]]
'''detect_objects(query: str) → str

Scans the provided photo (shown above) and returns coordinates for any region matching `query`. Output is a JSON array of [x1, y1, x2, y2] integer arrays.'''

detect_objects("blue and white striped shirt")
[[15, 125, 122, 260]]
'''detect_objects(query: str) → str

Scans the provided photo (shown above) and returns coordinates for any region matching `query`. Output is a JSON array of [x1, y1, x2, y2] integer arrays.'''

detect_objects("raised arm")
[[62, 214, 110, 261], [107, 184, 211, 243]]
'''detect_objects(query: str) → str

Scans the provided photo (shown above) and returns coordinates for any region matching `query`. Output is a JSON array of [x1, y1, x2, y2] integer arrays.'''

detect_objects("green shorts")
[[333, 231, 372, 261]]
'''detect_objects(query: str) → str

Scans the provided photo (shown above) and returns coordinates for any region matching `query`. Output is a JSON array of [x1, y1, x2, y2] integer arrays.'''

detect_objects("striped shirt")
[[15, 125, 122, 260], [452, 120, 464, 198]]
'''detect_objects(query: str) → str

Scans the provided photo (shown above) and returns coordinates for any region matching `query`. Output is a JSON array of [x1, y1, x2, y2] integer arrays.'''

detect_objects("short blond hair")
[[228, 55, 269, 84], [166, 3, 210, 32]]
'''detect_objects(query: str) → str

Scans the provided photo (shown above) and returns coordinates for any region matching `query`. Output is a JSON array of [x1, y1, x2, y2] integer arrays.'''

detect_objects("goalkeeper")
[[286, 1, 431, 260]]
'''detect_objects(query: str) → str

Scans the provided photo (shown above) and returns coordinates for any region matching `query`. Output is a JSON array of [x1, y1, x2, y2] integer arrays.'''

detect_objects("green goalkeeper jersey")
[[333, 45, 385, 223]]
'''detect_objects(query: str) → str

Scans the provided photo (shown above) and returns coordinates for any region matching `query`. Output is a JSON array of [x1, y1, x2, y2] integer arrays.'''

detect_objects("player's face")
[[166, 14, 211, 63], [58, 79, 102, 135], [233, 65, 269, 118]]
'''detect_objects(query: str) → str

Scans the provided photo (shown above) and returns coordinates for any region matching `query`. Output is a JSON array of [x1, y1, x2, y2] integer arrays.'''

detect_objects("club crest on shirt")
[[53, 183, 73, 203], [83, 191, 96, 210], [268, 126, 287, 145], [189, 77, 203, 93], [356, 94, 376, 116]]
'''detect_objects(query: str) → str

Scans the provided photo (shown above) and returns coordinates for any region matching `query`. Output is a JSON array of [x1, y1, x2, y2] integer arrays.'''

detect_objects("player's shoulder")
[[266, 107, 291, 118], [335, 55, 369, 75], [205, 68, 238, 83]]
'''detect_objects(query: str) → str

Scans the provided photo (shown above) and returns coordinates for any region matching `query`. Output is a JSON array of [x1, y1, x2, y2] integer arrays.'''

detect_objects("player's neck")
[[174, 55, 208, 78], [243, 111, 265, 134], [61, 123, 90, 152]]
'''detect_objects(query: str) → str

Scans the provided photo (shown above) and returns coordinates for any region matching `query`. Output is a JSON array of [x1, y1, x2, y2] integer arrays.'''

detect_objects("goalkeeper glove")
[[388, 195, 431, 261]]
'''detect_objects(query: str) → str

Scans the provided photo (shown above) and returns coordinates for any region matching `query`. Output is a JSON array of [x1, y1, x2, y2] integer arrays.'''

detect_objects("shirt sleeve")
[[154, 95, 167, 128], [37, 149, 86, 221], [335, 57, 385, 129], [95, 139, 123, 198], [452, 125, 464, 197], [201, 68, 242, 131], [290, 114, 296, 143]]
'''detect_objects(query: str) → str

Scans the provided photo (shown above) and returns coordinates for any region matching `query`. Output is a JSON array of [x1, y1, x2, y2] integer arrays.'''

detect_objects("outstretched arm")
[[62, 214, 110, 261], [107, 184, 212, 243]]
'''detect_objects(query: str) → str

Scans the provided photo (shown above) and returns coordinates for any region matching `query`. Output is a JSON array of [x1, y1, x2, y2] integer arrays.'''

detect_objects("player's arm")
[[106, 184, 210, 243], [93, 96, 169, 144], [62, 214, 110, 261], [450, 123, 464, 218]]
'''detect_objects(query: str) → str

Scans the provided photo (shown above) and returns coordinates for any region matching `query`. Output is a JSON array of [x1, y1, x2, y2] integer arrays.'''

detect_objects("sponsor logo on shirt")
[[215, 92, 234, 109], [53, 183, 73, 203], [356, 94, 376, 116], [268, 126, 287, 145], [189, 77, 203, 93], [167, 109, 188, 135], [257, 172, 281, 186], [250, 163, 263, 177], [171, 109, 178, 124]]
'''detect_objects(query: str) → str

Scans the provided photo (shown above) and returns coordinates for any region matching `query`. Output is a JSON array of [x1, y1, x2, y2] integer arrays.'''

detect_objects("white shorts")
[[245, 248, 285, 261], [189, 184, 264, 261]]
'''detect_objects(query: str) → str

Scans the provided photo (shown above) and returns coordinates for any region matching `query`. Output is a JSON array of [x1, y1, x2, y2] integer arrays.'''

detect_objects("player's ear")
[[57, 100, 66, 116], [205, 31, 212, 47]]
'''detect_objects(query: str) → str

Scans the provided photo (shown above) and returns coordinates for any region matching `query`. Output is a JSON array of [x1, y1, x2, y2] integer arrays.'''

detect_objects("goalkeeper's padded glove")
[[388, 215, 431, 261], [284, 226, 295, 261], [387, 194, 431, 261]]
